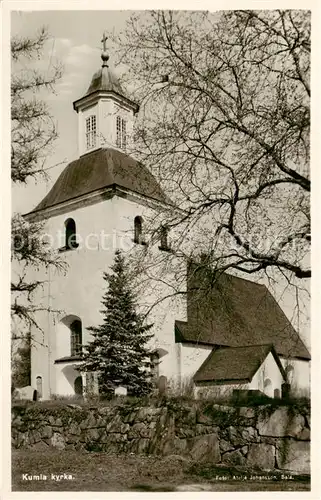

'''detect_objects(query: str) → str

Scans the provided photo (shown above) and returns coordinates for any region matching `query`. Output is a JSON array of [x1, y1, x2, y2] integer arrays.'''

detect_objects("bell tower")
[[73, 33, 139, 157]]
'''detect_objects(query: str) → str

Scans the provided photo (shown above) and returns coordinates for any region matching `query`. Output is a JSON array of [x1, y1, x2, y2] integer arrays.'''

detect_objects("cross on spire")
[[101, 31, 109, 67], [101, 32, 108, 52]]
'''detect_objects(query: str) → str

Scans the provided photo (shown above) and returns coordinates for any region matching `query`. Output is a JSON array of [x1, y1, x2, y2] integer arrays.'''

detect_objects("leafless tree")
[[116, 10, 310, 281], [11, 27, 63, 183], [11, 28, 65, 345]]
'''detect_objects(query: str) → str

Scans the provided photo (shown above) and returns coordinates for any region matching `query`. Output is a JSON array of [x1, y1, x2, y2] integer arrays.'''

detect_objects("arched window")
[[70, 319, 82, 356], [134, 216, 145, 244], [65, 218, 78, 250], [159, 225, 169, 251], [86, 115, 96, 150], [36, 376, 43, 399]]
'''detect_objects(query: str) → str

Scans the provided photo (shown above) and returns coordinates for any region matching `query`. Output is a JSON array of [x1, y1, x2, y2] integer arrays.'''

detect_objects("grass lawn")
[[12, 449, 310, 492]]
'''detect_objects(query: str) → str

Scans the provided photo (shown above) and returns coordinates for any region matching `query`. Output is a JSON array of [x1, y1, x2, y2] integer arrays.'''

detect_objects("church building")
[[23, 42, 310, 401]]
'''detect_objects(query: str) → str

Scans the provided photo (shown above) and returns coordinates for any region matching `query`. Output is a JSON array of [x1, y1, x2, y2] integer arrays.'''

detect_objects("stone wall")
[[12, 401, 310, 474]]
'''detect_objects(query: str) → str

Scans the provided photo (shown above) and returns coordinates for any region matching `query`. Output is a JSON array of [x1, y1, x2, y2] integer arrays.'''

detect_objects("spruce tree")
[[79, 250, 154, 397]]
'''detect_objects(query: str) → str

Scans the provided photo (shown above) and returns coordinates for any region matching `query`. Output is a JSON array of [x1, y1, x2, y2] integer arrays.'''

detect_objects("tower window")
[[122, 119, 127, 150], [134, 216, 145, 245], [116, 115, 127, 150], [86, 115, 96, 150], [65, 218, 78, 250], [70, 319, 82, 356]]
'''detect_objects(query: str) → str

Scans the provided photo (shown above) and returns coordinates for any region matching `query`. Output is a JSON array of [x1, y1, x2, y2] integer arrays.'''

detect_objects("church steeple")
[[73, 34, 139, 157], [101, 31, 109, 67]]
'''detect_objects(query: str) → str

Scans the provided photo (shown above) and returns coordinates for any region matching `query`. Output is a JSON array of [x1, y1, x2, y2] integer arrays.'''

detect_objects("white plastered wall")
[[177, 343, 213, 387], [99, 100, 134, 151], [249, 352, 285, 396], [55, 362, 83, 396], [30, 194, 187, 397]]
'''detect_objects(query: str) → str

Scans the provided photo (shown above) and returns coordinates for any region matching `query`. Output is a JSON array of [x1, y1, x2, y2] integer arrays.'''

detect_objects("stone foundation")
[[11, 401, 310, 475]]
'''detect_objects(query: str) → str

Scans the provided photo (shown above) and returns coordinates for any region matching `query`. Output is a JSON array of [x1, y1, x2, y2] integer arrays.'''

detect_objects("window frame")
[[36, 376, 43, 399], [159, 225, 170, 251], [134, 216, 145, 245], [116, 115, 122, 148], [85, 115, 97, 151], [121, 118, 127, 151], [70, 319, 82, 356], [116, 115, 127, 150], [64, 218, 78, 251]]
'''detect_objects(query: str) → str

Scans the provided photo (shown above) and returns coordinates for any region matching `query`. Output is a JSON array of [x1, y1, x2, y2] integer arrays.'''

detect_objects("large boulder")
[[219, 439, 234, 453], [276, 439, 310, 474], [187, 433, 220, 462], [238, 407, 255, 419], [241, 427, 259, 442], [257, 408, 305, 438], [128, 422, 151, 439], [50, 432, 65, 450], [39, 425, 53, 439], [163, 438, 189, 456], [223, 449, 245, 466], [247, 443, 275, 469]]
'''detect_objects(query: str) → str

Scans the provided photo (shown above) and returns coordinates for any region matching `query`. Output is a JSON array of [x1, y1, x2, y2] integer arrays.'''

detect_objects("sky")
[[12, 10, 134, 214], [10, 8, 311, 348]]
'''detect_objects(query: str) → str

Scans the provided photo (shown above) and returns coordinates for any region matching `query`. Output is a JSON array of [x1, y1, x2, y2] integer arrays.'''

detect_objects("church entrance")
[[74, 376, 83, 396]]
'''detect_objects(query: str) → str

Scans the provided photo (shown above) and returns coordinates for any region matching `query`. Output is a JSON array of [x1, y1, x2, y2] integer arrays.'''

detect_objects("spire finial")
[[101, 31, 109, 67]]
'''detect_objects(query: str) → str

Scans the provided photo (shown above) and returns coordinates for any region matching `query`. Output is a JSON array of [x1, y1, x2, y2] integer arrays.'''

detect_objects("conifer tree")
[[79, 250, 154, 397]]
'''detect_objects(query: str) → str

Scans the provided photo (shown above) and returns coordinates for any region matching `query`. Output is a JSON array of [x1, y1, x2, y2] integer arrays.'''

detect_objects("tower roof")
[[73, 32, 138, 112], [26, 148, 171, 217], [85, 65, 125, 97], [87, 31, 124, 96]]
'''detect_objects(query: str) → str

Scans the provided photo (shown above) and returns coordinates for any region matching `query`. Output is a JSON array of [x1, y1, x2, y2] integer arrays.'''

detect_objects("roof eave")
[[73, 90, 139, 113], [24, 183, 173, 222], [194, 377, 251, 384], [54, 356, 82, 364], [270, 345, 287, 380]]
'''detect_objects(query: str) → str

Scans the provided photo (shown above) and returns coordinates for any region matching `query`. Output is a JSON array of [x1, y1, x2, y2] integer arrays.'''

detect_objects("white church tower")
[[25, 37, 182, 400], [73, 33, 138, 157]]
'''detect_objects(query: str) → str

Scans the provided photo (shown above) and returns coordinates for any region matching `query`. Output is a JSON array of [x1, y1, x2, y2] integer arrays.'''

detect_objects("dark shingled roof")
[[175, 264, 310, 360], [85, 66, 125, 98], [193, 344, 283, 383], [30, 148, 170, 213]]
